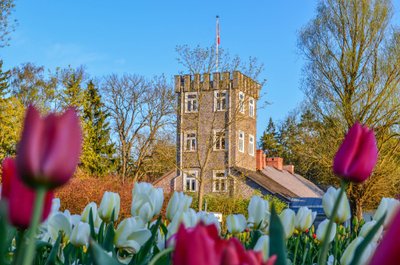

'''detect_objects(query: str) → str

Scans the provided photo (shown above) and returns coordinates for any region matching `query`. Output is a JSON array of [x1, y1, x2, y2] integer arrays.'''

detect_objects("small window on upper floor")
[[238, 130, 245, 153], [239, 92, 245, 114], [185, 92, 198, 113], [249, 97, 255, 117], [249, 134, 255, 156], [184, 132, 197, 151], [214, 90, 227, 111]]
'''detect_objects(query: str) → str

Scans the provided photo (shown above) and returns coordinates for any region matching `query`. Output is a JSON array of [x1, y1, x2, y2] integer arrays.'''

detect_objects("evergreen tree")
[[0, 60, 10, 99], [81, 80, 115, 175], [260, 117, 281, 157], [60, 66, 85, 109]]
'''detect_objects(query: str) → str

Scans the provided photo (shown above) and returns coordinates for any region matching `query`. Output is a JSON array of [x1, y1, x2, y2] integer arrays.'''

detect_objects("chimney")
[[283, 165, 295, 174], [265, 157, 283, 171], [256, 150, 265, 170]]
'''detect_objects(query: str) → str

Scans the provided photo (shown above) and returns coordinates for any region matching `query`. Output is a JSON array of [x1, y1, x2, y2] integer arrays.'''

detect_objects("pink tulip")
[[16, 106, 82, 189], [333, 122, 378, 182], [368, 209, 400, 265], [1, 158, 54, 229]]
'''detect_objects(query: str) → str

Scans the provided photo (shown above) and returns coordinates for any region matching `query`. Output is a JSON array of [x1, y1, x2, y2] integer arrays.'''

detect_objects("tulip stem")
[[21, 187, 46, 265], [333, 231, 339, 265], [293, 233, 301, 264], [318, 181, 347, 265], [148, 247, 173, 265]]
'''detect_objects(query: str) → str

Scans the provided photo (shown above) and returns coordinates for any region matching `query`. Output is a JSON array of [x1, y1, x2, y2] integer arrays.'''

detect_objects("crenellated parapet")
[[174, 71, 261, 99]]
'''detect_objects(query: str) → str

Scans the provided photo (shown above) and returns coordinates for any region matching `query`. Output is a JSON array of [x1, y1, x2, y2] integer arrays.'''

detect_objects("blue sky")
[[2, 1, 400, 137]]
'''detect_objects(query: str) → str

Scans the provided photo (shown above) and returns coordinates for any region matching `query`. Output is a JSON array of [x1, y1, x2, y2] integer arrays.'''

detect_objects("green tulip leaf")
[[44, 231, 62, 265], [90, 240, 122, 265], [103, 222, 115, 252], [269, 203, 287, 265], [247, 230, 262, 250], [133, 216, 162, 265], [89, 208, 97, 240]]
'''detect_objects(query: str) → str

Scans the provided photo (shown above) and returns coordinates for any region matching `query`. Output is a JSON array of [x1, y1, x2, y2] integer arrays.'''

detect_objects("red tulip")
[[333, 122, 378, 182], [16, 106, 82, 189], [173, 223, 277, 265], [368, 208, 400, 265], [1, 158, 54, 229]]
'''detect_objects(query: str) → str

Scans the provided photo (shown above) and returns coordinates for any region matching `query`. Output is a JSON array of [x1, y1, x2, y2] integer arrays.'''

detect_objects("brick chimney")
[[256, 150, 266, 170], [265, 157, 283, 171], [283, 165, 295, 174]]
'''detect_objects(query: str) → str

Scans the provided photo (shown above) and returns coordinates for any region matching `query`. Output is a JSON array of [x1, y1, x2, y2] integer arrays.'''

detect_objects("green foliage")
[[259, 117, 282, 157]]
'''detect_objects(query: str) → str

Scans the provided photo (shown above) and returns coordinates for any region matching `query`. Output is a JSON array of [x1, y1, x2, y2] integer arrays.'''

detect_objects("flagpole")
[[216, 15, 219, 72]]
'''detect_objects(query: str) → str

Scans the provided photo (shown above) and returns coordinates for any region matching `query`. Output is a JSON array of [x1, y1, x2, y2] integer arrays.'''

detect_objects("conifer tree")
[[260, 117, 281, 157]]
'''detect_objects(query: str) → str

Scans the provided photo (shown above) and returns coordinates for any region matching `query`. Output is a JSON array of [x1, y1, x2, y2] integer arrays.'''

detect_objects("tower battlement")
[[174, 71, 261, 99]]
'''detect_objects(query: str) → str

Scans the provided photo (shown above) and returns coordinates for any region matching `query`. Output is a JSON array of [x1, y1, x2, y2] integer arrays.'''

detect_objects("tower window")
[[239, 92, 245, 113], [249, 97, 255, 117], [184, 170, 198, 192], [214, 90, 227, 111], [249, 134, 255, 156], [214, 130, 226, 150], [238, 130, 244, 153], [184, 132, 197, 151], [185, 92, 198, 113], [213, 170, 228, 192]]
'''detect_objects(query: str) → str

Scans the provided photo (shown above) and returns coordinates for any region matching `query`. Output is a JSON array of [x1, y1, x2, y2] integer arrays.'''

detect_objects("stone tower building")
[[173, 71, 261, 194]]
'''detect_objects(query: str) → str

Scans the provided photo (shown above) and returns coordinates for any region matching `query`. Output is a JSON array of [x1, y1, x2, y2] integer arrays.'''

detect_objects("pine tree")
[[260, 117, 281, 157], [0, 60, 10, 99], [81, 80, 115, 175]]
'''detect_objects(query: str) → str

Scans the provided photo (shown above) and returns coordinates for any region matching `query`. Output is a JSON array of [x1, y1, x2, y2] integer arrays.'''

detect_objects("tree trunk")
[[197, 179, 205, 211], [349, 196, 363, 222]]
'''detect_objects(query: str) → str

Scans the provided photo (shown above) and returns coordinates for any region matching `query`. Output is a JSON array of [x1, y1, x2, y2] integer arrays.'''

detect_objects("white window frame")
[[249, 97, 255, 117], [238, 130, 245, 153], [213, 129, 226, 151], [249, 134, 255, 156], [184, 170, 198, 192], [214, 90, 227, 111], [238, 91, 245, 114], [212, 170, 228, 192], [185, 92, 198, 113], [184, 131, 197, 152]]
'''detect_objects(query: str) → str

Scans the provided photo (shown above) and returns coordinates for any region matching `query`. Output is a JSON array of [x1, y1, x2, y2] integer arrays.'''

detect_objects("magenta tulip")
[[1, 158, 54, 229], [333, 122, 378, 182], [16, 106, 82, 189]]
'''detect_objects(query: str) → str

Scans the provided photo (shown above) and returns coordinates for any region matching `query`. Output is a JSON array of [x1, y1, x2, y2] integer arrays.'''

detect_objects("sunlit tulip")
[[16, 106, 82, 189], [166, 191, 192, 221], [316, 219, 336, 243], [197, 211, 221, 232], [70, 222, 90, 247], [47, 212, 72, 242], [373, 197, 400, 228], [323, 187, 351, 223], [114, 216, 151, 253], [359, 220, 382, 242], [295, 206, 316, 232], [254, 235, 270, 261], [98, 191, 120, 222], [131, 182, 164, 223], [1, 158, 54, 229], [279, 209, 295, 239], [226, 214, 247, 234], [248, 196, 270, 229], [340, 237, 376, 265], [81, 202, 97, 223], [333, 122, 378, 182]]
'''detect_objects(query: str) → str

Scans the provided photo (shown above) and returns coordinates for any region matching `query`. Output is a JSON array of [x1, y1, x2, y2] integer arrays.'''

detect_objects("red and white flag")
[[216, 16, 220, 46]]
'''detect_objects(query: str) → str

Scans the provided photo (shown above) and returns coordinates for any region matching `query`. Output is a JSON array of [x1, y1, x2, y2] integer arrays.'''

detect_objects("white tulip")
[[340, 237, 376, 265], [197, 211, 221, 232], [254, 235, 270, 261], [98, 191, 120, 222], [323, 187, 351, 223], [359, 220, 383, 242], [114, 216, 152, 253], [131, 182, 164, 223], [373, 197, 400, 228], [226, 214, 247, 234], [81, 202, 98, 223], [295, 207, 316, 232], [70, 222, 90, 247], [47, 212, 72, 242], [279, 209, 295, 239], [248, 196, 269, 229], [51, 198, 61, 214], [316, 219, 336, 243], [166, 192, 192, 221]]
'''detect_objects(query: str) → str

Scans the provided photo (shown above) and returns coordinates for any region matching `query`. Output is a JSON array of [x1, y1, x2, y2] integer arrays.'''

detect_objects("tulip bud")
[[340, 237, 376, 265], [70, 222, 90, 247], [16, 106, 82, 189], [226, 214, 247, 234], [316, 219, 336, 243], [279, 209, 295, 239], [98, 191, 120, 222], [114, 216, 151, 253], [131, 182, 164, 223], [333, 122, 378, 182], [323, 187, 351, 223], [248, 196, 269, 229], [359, 220, 382, 242], [373, 197, 400, 228], [295, 207, 316, 232], [253, 235, 270, 261], [166, 192, 192, 221], [81, 202, 97, 223]]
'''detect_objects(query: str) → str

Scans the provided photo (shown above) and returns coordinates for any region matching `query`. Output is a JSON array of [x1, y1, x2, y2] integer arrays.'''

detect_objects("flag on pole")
[[216, 15, 220, 72], [216, 15, 220, 45]]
